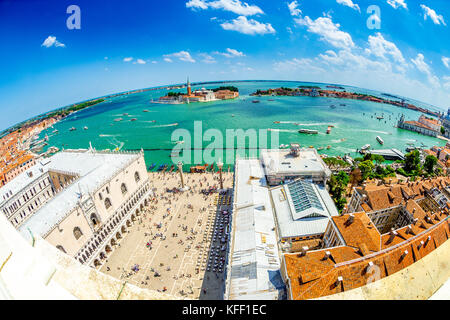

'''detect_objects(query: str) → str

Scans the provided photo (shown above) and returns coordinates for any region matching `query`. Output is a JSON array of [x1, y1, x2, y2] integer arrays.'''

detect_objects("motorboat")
[[298, 129, 318, 134], [376, 136, 384, 145]]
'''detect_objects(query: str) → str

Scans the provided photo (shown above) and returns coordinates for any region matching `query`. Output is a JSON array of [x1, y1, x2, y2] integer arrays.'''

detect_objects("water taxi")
[[298, 129, 318, 134], [114, 118, 123, 122], [130, 118, 137, 121], [69, 127, 76, 131], [326, 126, 332, 134], [83, 126, 88, 130], [143, 109, 150, 112], [376, 116, 384, 120], [376, 136, 384, 145], [273, 121, 280, 124]]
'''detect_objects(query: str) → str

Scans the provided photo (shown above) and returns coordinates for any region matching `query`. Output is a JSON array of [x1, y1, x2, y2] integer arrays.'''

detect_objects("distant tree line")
[[212, 86, 239, 92]]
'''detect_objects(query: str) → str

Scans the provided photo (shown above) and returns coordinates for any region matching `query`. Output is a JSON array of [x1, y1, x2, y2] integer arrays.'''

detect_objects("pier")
[[367, 148, 405, 161]]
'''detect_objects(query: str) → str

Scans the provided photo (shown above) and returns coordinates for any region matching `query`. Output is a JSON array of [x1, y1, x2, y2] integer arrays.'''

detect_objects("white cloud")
[[411, 53, 440, 87], [215, 48, 245, 58], [443, 76, 450, 90], [442, 56, 450, 69], [336, 0, 360, 12], [273, 57, 326, 74], [123, 57, 133, 62], [386, 0, 407, 10], [420, 4, 446, 26], [41, 36, 65, 48], [287, 1, 301, 17], [295, 16, 354, 49], [186, 0, 263, 16], [164, 51, 196, 63], [199, 53, 217, 64], [365, 33, 406, 66], [135, 59, 146, 64], [164, 57, 173, 63], [220, 16, 275, 35]]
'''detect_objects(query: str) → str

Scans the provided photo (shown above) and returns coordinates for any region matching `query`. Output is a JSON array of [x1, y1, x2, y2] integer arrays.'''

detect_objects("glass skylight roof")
[[287, 180, 324, 214]]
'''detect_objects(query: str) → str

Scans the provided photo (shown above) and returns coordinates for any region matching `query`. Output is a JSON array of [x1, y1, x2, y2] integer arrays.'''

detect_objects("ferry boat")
[[376, 136, 384, 145], [69, 127, 76, 131], [360, 144, 371, 153], [298, 129, 318, 134]]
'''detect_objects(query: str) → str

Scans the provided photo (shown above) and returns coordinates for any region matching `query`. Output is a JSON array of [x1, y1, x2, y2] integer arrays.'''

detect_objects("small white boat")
[[69, 127, 76, 131], [376, 136, 384, 145], [361, 144, 371, 151], [83, 126, 88, 130]]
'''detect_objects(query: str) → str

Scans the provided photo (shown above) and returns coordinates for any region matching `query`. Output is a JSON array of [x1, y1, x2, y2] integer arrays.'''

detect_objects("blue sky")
[[0, 0, 449, 130]]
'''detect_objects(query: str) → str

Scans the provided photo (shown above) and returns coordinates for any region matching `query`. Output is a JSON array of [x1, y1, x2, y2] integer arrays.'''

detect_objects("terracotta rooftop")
[[331, 212, 381, 254], [284, 177, 450, 300]]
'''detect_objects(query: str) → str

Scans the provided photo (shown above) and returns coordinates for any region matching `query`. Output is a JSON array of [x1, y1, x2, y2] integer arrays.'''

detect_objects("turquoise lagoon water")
[[38, 81, 446, 171]]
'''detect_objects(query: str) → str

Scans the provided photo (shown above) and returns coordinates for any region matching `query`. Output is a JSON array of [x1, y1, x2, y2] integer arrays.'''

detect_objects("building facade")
[[0, 148, 153, 268]]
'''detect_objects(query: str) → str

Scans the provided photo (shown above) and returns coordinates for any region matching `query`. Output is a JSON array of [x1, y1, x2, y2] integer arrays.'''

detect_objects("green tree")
[[424, 155, 438, 174], [404, 150, 421, 173], [358, 160, 375, 180], [372, 154, 385, 165]]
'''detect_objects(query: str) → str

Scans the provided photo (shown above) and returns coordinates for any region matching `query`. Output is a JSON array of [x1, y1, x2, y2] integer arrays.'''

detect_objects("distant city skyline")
[[0, 0, 449, 130]]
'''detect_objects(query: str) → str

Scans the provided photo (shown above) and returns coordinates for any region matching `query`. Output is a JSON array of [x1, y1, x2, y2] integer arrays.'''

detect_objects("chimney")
[[346, 213, 355, 225], [412, 218, 419, 225], [406, 225, 415, 235], [418, 240, 425, 250], [298, 246, 309, 257], [336, 276, 343, 284], [425, 235, 431, 245], [324, 251, 331, 260], [387, 229, 398, 243], [400, 249, 408, 262]]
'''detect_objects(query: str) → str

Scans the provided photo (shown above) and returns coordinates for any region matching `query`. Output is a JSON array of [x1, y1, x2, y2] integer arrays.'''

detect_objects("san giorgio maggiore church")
[[0, 147, 152, 267]]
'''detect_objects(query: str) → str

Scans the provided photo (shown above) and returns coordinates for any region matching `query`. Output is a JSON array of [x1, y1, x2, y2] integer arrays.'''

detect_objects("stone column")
[[218, 160, 224, 190], [178, 161, 185, 189]]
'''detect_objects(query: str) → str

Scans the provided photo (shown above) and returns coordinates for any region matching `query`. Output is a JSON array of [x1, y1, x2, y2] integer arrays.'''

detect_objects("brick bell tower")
[[187, 76, 191, 96]]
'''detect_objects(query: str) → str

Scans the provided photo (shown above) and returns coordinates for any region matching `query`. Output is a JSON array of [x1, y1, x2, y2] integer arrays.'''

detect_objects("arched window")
[[134, 171, 140, 183], [121, 183, 128, 195], [104, 198, 112, 210], [56, 245, 67, 254], [90, 213, 99, 226], [73, 227, 83, 240]]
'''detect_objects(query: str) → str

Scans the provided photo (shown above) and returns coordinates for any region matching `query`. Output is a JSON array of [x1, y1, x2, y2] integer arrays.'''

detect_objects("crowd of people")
[[101, 170, 233, 299]]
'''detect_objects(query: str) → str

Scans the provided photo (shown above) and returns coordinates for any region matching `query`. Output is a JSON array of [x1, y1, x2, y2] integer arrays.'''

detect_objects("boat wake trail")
[[268, 128, 298, 133], [352, 129, 391, 135], [99, 134, 120, 137], [105, 136, 124, 150], [147, 123, 179, 128]]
